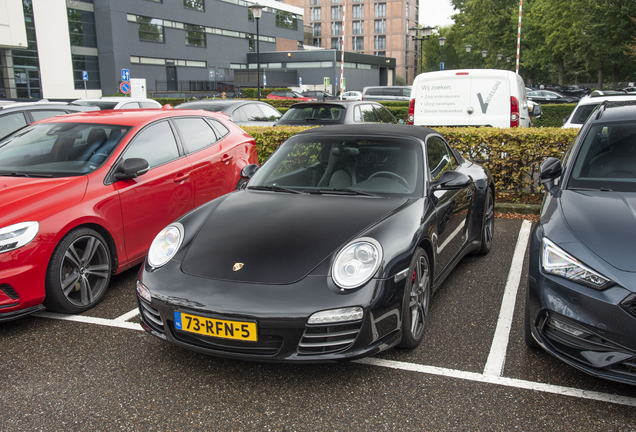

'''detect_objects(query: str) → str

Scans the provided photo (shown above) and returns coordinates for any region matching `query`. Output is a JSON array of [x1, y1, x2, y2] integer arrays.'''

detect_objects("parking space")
[[1, 218, 635, 431]]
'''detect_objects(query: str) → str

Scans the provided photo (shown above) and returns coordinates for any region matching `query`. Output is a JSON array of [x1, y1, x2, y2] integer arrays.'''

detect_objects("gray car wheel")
[[399, 248, 431, 349]]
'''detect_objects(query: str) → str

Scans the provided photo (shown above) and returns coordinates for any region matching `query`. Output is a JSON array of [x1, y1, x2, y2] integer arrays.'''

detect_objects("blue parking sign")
[[82, 71, 88, 81], [121, 69, 130, 82]]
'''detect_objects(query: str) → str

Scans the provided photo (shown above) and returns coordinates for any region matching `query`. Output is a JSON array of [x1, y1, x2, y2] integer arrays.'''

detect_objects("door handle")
[[174, 172, 190, 183], [221, 154, 234, 163]]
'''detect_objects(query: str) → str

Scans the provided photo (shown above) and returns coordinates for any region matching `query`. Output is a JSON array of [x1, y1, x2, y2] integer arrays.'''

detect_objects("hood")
[[181, 191, 407, 284], [0, 176, 88, 226], [561, 190, 636, 272]]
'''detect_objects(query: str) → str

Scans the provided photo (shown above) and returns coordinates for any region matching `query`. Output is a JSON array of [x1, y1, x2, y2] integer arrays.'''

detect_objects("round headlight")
[[332, 237, 382, 289], [148, 223, 184, 268]]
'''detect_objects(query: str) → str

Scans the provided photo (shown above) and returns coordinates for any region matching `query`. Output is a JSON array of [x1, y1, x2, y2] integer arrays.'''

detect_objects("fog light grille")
[[138, 300, 164, 333], [0, 284, 19, 300], [298, 321, 362, 355]]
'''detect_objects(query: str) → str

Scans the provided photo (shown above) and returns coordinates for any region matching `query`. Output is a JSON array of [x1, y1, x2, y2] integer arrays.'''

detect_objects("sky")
[[419, 0, 456, 28]]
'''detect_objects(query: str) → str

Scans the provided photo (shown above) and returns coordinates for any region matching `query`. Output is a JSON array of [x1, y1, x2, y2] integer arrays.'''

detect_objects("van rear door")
[[412, 71, 472, 126], [465, 70, 511, 127]]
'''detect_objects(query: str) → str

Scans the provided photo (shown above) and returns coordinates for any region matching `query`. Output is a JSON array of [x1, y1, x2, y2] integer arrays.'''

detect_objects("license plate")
[[174, 311, 257, 342]]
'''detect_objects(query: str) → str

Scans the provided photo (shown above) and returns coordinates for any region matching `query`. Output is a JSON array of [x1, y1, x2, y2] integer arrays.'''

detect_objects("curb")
[[495, 202, 541, 215]]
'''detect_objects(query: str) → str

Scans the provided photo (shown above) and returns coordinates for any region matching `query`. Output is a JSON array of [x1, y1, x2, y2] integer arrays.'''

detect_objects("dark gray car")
[[0, 101, 98, 139], [276, 101, 399, 126], [175, 100, 282, 127]]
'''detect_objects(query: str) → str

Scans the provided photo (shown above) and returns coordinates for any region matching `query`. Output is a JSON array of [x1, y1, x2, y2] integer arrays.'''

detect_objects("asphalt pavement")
[[1, 218, 635, 431]]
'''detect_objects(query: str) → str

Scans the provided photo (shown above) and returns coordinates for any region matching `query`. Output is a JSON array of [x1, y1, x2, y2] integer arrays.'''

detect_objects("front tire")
[[399, 248, 431, 349], [43, 228, 112, 314], [477, 188, 494, 255]]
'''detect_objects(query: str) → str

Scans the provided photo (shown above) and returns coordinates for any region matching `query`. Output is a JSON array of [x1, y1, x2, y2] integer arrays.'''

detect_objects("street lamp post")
[[497, 53, 502, 69], [438, 37, 446, 71], [409, 25, 434, 75], [481, 50, 487, 68], [251, 3, 264, 100], [465, 45, 472, 68], [506, 57, 511, 70]]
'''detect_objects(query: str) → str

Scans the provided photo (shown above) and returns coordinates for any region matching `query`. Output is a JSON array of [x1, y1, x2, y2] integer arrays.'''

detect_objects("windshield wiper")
[[247, 185, 303, 194], [0, 172, 53, 178], [312, 188, 379, 197]]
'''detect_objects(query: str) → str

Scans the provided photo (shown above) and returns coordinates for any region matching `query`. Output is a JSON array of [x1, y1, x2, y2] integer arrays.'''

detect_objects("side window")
[[374, 106, 396, 123], [29, 110, 67, 122], [206, 118, 229, 138], [260, 104, 282, 121], [427, 136, 455, 181], [232, 107, 249, 122], [357, 104, 379, 122], [0, 112, 28, 138], [123, 121, 179, 167], [122, 102, 141, 109], [173, 117, 218, 153], [141, 101, 160, 108], [241, 103, 266, 121]]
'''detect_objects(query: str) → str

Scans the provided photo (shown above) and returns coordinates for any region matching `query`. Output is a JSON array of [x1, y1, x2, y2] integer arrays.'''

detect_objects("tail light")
[[510, 96, 520, 127], [407, 98, 415, 125]]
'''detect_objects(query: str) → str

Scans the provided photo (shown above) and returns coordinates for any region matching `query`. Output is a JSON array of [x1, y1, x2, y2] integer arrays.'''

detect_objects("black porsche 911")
[[136, 124, 495, 362], [527, 101, 636, 385]]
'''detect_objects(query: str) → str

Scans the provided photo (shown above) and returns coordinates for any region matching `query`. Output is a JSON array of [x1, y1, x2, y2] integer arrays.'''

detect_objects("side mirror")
[[240, 164, 259, 180], [430, 170, 472, 190], [114, 158, 149, 180], [540, 157, 562, 192]]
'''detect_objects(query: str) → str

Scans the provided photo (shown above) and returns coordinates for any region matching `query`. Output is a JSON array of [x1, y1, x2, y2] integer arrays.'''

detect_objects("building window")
[[185, 24, 205, 46], [276, 10, 298, 30], [331, 0, 342, 3], [184, 0, 204, 11], [374, 19, 385, 34], [73, 55, 100, 90], [331, 37, 341, 49], [374, 35, 385, 50], [313, 37, 322, 47], [352, 4, 363, 19], [138, 16, 164, 42], [406, 3, 409, 16], [374, 51, 385, 56], [68, 9, 97, 48], [331, 6, 342, 20], [331, 21, 342, 36], [352, 20, 363, 35], [310, 0, 321, 4], [352, 36, 364, 50], [310, 7, 321, 21], [374, 3, 386, 17], [313, 23, 322, 37]]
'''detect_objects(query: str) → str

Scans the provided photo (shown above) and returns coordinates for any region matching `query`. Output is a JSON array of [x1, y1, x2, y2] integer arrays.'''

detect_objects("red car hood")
[[0, 176, 88, 227]]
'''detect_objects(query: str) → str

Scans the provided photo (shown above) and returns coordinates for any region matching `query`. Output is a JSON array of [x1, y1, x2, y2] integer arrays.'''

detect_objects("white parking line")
[[32, 218, 636, 409], [356, 358, 636, 408], [483, 220, 533, 376]]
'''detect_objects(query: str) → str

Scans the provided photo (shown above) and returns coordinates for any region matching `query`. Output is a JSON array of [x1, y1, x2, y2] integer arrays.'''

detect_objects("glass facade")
[[138, 16, 165, 42], [185, 24, 206, 46], [276, 11, 298, 30], [68, 9, 98, 48], [73, 55, 100, 90], [184, 0, 204, 11]]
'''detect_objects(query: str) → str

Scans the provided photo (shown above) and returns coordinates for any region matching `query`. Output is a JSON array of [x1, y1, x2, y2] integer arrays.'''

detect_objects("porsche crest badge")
[[233, 263, 244, 271]]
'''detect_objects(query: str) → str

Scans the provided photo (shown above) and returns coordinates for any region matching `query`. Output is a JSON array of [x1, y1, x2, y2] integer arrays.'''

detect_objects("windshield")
[[0, 122, 130, 177], [280, 105, 344, 123], [569, 121, 636, 192], [249, 134, 423, 197]]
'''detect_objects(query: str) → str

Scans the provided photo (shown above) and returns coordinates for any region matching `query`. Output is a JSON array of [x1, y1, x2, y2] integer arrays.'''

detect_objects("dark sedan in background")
[[527, 90, 580, 104], [527, 100, 636, 385], [136, 124, 495, 362], [0, 101, 98, 139], [175, 100, 282, 126], [276, 100, 400, 126]]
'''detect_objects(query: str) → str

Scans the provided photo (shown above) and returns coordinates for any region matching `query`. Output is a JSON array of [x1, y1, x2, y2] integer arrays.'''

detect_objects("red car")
[[266, 91, 317, 101], [0, 107, 257, 321]]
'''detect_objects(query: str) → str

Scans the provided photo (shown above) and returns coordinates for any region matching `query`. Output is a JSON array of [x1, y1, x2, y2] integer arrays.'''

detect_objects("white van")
[[408, 69, 532, 128]]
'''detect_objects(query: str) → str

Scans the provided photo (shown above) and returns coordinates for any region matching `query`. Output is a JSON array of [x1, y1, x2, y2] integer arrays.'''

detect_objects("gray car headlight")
[[148, 223, 184, 268], [0, 221, 39, 254], [332, 237, 383, 289], [541, 237, 612, 290]]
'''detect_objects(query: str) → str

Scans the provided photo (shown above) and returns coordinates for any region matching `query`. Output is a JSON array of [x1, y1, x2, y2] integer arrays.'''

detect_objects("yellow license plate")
[[174, 311, 257, 342]]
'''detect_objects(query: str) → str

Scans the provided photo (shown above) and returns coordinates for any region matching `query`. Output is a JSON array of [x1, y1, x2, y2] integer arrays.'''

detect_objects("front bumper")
[[0, 241, 51, 321], [528, 266, 636, 385], [136, 263, 405, 362]]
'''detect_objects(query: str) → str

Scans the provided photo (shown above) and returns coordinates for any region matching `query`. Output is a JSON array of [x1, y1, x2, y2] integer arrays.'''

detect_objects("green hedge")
[[242, 125, 578, 193], [534, 103, 576, 127]]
